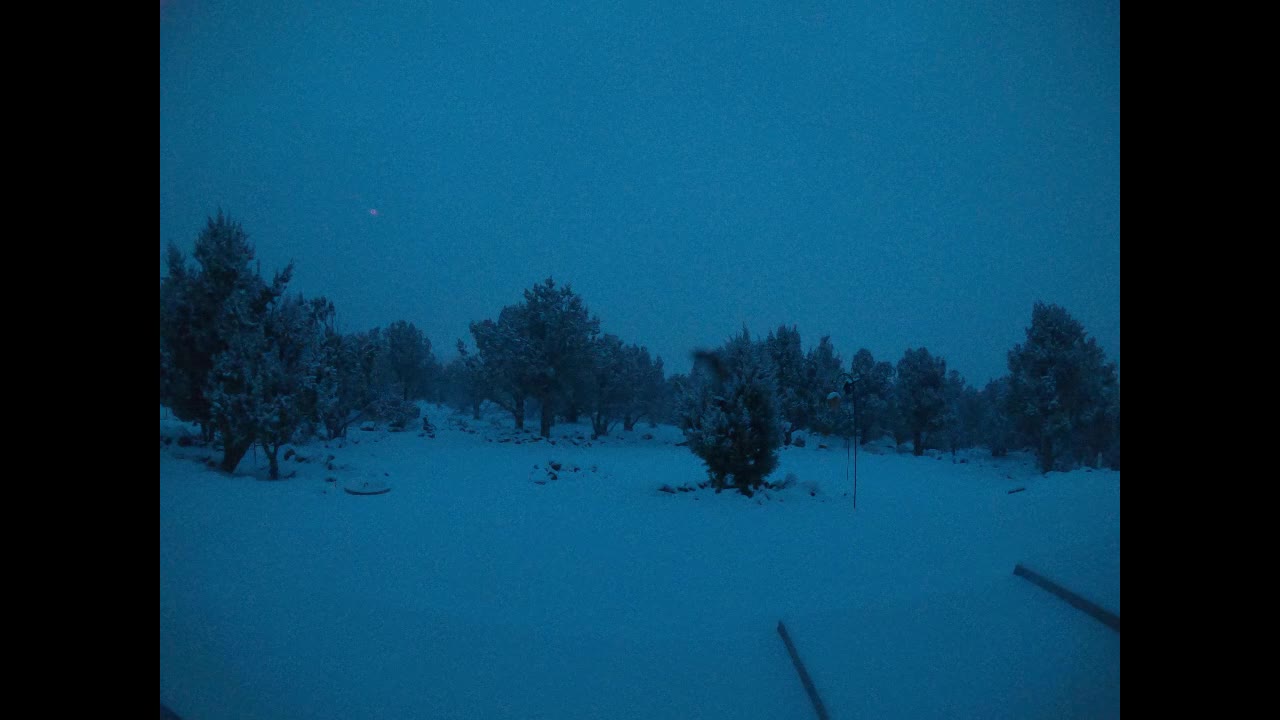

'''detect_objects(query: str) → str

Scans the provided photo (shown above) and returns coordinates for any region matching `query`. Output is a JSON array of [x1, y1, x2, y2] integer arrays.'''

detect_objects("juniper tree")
[[804, 336, 846, 436], [203, 265, 295, 473], [1007, 302, 1119, 472], [585, 334, 628, 437], [244, 294, 334, 478], [679, 329, 782, 497], [469, 279, 600, 437], [444, 339, 487, 419], [848, 349, 896, 445], [160, 211, 287, 442], [518, 279, 600, 437], [385, 320, 437, 401], [766, 325, 809, 444], [470, 306, 533, 430], [894, 347, 949, 455], [978, 377, 1016, 457], [619, 344, 664, 431]]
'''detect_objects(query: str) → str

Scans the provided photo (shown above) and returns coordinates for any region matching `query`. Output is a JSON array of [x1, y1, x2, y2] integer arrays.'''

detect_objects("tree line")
[[160, 213, 1120, 487], [674, 304, 1120, 496]]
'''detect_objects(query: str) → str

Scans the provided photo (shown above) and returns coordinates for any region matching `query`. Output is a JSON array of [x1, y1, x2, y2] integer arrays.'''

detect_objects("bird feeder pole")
[[828, 372, 859, 510]]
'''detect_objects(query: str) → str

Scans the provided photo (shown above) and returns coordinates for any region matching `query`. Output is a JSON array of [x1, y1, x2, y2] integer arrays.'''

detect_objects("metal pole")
[[832, 371, 860, 512]]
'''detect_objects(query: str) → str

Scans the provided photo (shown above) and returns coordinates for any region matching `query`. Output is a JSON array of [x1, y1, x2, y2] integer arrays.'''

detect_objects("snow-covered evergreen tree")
[[935, 369, 982, 456], [470, 305, 533, 430], [385, 320, 437, 401], [619, 344, 664, 431], [518, 278, 601, 437], [443, 339, 487, 420], [160, 211, 288, 443], [894, 347, 949, 455], [679, 329, 782, 497], [1105, 385, 1120, 470], [978, 377, 1016, 456], [243, 294, 334, 478], [471, 279, 600, 436], [1007, 302, 1119, 472], [160, 245, 201, 431], [766, 325, 809, 443], [292, 297, 340, 440], [655, 373, 689, 426], [803, 335, 847, 436], [639, 354, 666, 429], [202, 272, 295, 472], [585, 333, 629, 437], [161, 211, 295, 470], [848, 349, 896, 445]]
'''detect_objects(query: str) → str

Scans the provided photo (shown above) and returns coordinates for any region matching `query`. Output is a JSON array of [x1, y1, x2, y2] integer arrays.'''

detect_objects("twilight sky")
[[160, 0, 1119, 385]]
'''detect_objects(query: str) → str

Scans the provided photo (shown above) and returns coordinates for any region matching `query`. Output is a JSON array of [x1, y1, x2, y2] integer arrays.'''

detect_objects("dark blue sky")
[[160, 0, 1119, 385]]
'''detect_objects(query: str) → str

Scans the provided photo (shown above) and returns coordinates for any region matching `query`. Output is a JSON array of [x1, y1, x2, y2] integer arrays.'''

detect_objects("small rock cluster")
[[530, 459, 589, 485]]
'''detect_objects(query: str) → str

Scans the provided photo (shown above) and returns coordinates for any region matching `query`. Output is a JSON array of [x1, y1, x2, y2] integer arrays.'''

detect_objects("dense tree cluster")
[[671, 304, 1119, 480], [162, 212, 1120, 484], [159, 213, 440, 476], [460, 278, 666, 439]]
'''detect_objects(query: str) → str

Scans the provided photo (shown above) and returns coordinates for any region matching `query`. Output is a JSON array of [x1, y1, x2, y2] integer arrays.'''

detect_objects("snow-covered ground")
[[160, 404, 1120, 719]]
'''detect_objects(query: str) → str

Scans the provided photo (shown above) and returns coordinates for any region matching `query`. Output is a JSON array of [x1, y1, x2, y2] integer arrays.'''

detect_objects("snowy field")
[[160, 404, 1120, 719]]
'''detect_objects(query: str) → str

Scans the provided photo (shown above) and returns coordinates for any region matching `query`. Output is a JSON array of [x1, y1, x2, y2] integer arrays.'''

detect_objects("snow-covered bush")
[[678, 329, 782, 497]]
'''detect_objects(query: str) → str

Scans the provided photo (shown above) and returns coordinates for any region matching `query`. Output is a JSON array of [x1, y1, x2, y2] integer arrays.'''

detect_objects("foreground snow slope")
[[160, 405, 1119, 719]]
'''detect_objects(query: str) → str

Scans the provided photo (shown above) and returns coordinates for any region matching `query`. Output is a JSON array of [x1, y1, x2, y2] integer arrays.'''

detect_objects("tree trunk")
[[266, 444, 280, 479], [623, 415, 636, 432], [913, 431, 924, 456], [220, 436, 253, 473], [472, 399, 482, 420], [540, 397, 554, 438], [1039, 437, 1054, 473], [513, 396, 525, 430]]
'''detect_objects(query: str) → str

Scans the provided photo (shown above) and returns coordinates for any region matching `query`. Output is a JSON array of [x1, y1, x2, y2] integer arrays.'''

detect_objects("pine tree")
[[160, 211, 295, 471], [444, 339, 487, 419], [1007, 302, 1119, 472], [518, 278, 601, 437], [766, 325, 809, 443], [894, 347, 948, 455], [936, 369, 981, 457], [679, 329, 782, 497], [656, 373, 689, 426], [248, 294, 333, 478], [470, 306, 532, 430], [385, 320, 436, 401], [160, 211, 289, 442], [804, 336, 847, 436], [203, 266, 295, 473], [585, 334, 628, 437], [848, 349, 896, 445], [978, 377, 1016, 457], [470, 279, 601, 436], [619, 344, 664, 431]]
